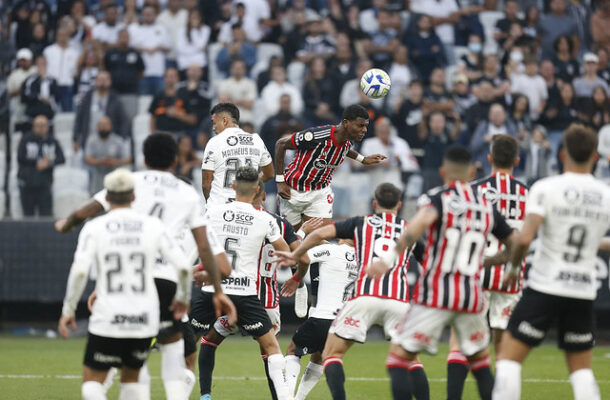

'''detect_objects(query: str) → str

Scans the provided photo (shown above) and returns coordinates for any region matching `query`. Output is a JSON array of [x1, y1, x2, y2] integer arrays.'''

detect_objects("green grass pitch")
[[1, 336, 609, 399]]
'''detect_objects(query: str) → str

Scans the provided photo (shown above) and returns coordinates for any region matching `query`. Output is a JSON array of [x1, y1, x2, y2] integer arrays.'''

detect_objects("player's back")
[[201, 127, 272, 206], [83, 208, 166, 339], [526, 172, 610, 300]]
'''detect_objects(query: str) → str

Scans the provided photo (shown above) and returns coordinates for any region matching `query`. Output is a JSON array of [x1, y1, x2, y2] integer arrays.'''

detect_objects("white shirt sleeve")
[[206, 226, 225, 255], [255, 134, 273, 166], [525, 180, 547, 217], [61, 223, 96, 317], [265, 214, 282, 243], [201, 138, 218, 171], [93, 189, 110, 211], [187, 195, 207, 230]]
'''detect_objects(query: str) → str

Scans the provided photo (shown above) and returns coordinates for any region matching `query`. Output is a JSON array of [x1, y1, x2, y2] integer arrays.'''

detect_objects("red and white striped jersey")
[[412, 181, 513, 313], [257, 211, 299, 308], [284, 125, 352, 192], [334, 213, 418, 302], [473, 173, 528, 293]]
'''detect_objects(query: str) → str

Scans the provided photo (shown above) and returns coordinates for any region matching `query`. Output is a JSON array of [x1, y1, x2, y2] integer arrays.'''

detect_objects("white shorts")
[[281, 186, 334, 226], [328, 296, 410, 344], [213, 306, 281, 336], [484, 290, 521, 330], [392, 304, 489, 356]]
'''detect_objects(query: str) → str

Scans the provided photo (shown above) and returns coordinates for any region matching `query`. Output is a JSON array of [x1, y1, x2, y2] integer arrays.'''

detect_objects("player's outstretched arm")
[[483, 230, 518, 269], [202, 170, 214, 200], [260, 162, 275, 182], [274, 135, 296, 200], [275, 224, 337, 268], [54, 199, 105, 233], [346, 149, 387, 166]]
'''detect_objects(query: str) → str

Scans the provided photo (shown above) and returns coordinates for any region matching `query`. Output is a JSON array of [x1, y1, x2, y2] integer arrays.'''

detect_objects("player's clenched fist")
[[277, 181, 291, 199]]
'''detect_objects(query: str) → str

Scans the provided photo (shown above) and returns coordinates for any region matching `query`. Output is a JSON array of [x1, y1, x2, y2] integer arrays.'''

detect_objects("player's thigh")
[[292, 317, 333, 356], [322, 333, 354, 360], [328, 297, 379, 344], [256, 329, 282, 355], [266, 306, 281, 335], [557, 297, 595, 352], [154, 278, 181, 342], [453, 311, 490, 357], [488, 291, 521, 331], [189, 290, 217, 337], [390, 304, 450, 355], [120, 337, 154, 372], [507, 288, 557, 349], [180, 320, 198, 358], [302, 186, 334, 220], [83, 333, 123, 373], [280, 190, 306, 226], [382, 299, 410, 339]]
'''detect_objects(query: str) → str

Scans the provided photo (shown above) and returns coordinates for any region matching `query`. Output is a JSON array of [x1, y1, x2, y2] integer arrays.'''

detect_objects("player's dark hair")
[[563, 123, 598, 163], [444, 146, 472, 166], [211, 102, 240, 123], [343, 104, 369, 121], [374, 183, 402, 209], [107, 190, 133, 205], [235, 166, 259, 182], [144, 133, 177, 170], [490, 134, 519, 168]]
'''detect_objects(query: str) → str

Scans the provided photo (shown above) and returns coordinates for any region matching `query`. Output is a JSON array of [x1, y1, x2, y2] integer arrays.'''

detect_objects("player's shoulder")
[[417, 185, 447, 207], [294, 124, 333, 142]]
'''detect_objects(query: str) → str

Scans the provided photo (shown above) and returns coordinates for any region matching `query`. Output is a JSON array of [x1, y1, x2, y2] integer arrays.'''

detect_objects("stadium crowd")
[[2, 0, 610, 218]]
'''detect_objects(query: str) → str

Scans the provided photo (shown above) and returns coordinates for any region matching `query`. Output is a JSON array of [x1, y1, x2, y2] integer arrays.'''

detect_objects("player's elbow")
[[216, 253, 232, 278]]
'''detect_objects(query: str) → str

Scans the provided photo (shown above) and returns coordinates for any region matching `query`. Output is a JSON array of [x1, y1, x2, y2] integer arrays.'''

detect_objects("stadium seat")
[[251, 43, 284, 80], [453, 46, 469, 65], [252, 99, 267, 131], [53, 190, 90, 218], [132, 114, 151, 169], [479, 11, 503, 54], [53, 166, 89, 194], [8, 169, 23, 219], [53, 113, 75, 140], [137, 95, 153, 115], [207, 42, 225, 95], [0, 150, 5, 188], [287, 61, 306, 90]]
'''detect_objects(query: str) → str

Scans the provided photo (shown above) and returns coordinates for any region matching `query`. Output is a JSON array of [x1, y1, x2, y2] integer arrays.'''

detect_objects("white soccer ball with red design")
[[360, 68, 391, 99]]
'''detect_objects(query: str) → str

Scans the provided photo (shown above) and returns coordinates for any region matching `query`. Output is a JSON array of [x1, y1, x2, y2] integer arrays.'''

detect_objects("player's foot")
[[200, 394, 211, 400], [295, 284, 308, 318]]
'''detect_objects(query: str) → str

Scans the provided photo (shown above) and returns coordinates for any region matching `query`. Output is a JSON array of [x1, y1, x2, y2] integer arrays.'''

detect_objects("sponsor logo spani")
[[111, 313, 148, 325], [222, 276, 251, 286]]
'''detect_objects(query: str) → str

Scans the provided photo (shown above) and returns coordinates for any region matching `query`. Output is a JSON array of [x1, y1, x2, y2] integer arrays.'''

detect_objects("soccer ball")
[[360, 68, 391, 99]]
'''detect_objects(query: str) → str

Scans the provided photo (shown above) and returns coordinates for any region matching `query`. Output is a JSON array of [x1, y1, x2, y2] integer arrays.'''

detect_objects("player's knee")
[[82, 380, 105, 400], [466, 348, 490, 363], [570, 369, 600, 400]]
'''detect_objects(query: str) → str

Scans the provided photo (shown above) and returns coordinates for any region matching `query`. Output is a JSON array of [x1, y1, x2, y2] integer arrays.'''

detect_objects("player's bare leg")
[[256, 329, 291, 399], [492, 328, 504, 358], [118, 367, 145, 400], [321, 333, 354, 400], [82, 366, 110, 400], [565, 349, 600, 400], [447, 328, 469, 400], [198, 328, 226, 399], [492, 331, 531, 400]]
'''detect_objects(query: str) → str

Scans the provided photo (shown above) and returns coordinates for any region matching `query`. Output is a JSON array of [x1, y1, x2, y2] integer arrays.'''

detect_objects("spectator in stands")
[[21, 56, 59, 125], [495, 0, 523, 48], [452, 74, 476, 118], [597, 48, 610, 85], [538, 0, 579, 60], [295, 14, 335, 64], [92, 3, 124, 48], [9, 0, 53, 50], [173, 134, 201, 181], [580, 86, 610, 131], [470, 103, 517, 174], [424, 68, 454, 116], [260, 94, 303, 156], [410, 0, 459, 64], [541, 82, 578, 151], [457, 34, 484, 83], [17, 114, 65, 217], [523, 5, 540, 39], [553, 35, 579, 84], [149, 67, 197, 138], [216, 23, 257, 77], [302, 57, 335, 125], [157, 0, 188, 68], [75, 48, 102, 106], [29, 23, 49, 59], [84, 116, 132, 194], [73, 71, 128, 152], [418, 111, 456, 191], [129, 4, 171, 95], [260, 64, 304, 120], [510, 94, 532, 140], [176, 9, 211, 77], [8, 49, 37, 132], [573, 53, 610, 98], [511, 57, 548, 120], [464, 80, 496, 135], [217, 2, 259, 44], [405, 14, 445, 84], [0, 19, 16, 74], [103, 28, 144, 123], [392, 80, 425, 164], [257, 55, 283, 92], [177, 64, 212, 141], [386, 45, 415, 111], [43, 27, 79, 111], [539, 60, 560, 103], [327, 39, 356, 112], [362, 8, 399, 70], [217, 58, 257, 124], [476, 54, 510, 97], [239, 0, 272, 42], [360, 117, 419, 191], [592, 0, 610, 57], [522, 125, 552, 185]]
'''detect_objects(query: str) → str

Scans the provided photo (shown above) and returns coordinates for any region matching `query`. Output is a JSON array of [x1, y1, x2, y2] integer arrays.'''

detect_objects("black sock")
[[387, 367, 412, 400], [262, 354, 278, 400], [447, 351, 469, 400], [198, 338, 217, 395], [324, 358, 346, 400], [470, 357, 494, 400], [409, 366, 430, 400]]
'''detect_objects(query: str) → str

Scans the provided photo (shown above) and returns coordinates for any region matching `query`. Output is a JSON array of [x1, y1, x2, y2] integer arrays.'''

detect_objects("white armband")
[[275, 175, 285, 183], [355, 154, 365, 163], [296, 229, 306, 240]]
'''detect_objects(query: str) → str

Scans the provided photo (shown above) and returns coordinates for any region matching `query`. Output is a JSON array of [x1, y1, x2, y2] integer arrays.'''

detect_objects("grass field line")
[[1, 374, 609, 384]]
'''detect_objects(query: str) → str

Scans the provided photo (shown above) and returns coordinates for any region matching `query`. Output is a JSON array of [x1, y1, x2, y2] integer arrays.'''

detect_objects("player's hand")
[[58, 314, 77, 339], [501, 270, 519, 290], [362, 154, 387, 165], [170, 299, 189, 320], [367, 258, 389, 280], [273, 251, 297, 268], [87, 290, 97, 312], [54, 218, 71, 233], [192, 264, 210, 288], [213, 292, 237, 325], [277, 182, 291, 200], [280, 278, 299, 297], [301, 217, 324, 235]]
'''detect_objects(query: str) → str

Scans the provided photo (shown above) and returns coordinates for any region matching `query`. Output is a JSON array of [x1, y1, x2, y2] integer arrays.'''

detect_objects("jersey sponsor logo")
[[412, 332, 432, 345], [222, 276, 251, 286], [446, 194, 467, 215], [304, 132, 314, 141], [343, 316, 360, 327], [327, 194, 334, 204], [557, 271, 592, 284], [106, 221, 121, 232], [314, 250, 331, 258], [238, 135, 254, 145], [563, 332, 593, 344], [223, 210, 235, 222], [345, 252, 355, 262], [191, 318, 210, 331], [367, 215, 383, 227], [94, 352, 122, 364], [501, 306, 513, 318], [203, 151, 213, 163], [481, 186, 499, 204], [111, 312, 149, 325], [313, 159, 328, 169], [227, 136, 239, 146], [517, 321, 545, 339], [132, 350, 149, 361], [563, 187, 580, 204], [469, 330, 486, 343], [583, 190, 602, 206], [243, 322, 263, 331]]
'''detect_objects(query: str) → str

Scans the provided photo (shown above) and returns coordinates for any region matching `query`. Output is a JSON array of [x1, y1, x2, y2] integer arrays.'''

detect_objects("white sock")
[[82, 381, 106, 400], [267, 353, 291, 399], [285, 355, 301, 396], [118, 383, 142, 400], [160, 339, 187, 400], [102, 367, 117, 393], [138, 362, 151, 400], [295, 362, 323, 400], [184, 368, 196, 398], [570, 369, 600, 400], [492, 360, 521, 400]]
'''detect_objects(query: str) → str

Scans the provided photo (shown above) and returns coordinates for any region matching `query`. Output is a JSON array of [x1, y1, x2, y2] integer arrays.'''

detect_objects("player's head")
[[488, 134, 520, 171], [232, 166, 260, 200], [561, 123, 599, 168], [144, 133, 178, 170], [440, 146, 474, 183], [341, 104, 369, 142], [252, 179, 266, 208], [373, 183, 402, 213], [104, 168, 135, 206], [211, 102, 240, 134]]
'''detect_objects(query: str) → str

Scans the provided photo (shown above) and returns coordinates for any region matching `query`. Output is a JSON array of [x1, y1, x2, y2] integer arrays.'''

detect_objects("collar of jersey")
[[218, 127, 242, 135]]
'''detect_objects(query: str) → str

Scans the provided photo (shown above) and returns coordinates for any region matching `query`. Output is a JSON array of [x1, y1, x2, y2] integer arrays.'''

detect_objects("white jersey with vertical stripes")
[[201, 127, 273, 207], [525, 172, 610, 300], [306, 243, 359, 319]]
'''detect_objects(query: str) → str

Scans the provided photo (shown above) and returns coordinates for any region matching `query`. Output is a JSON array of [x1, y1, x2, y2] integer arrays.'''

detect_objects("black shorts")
[[84, 333, 153, 371], [190, 290, 274, 338], [292, 317, 333, 356], [181, 320, 197, 357], [507, 288, 595, 351], [155, 278, 181, 340]]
